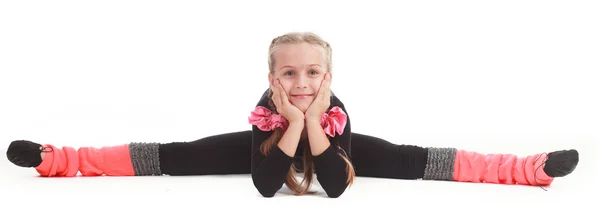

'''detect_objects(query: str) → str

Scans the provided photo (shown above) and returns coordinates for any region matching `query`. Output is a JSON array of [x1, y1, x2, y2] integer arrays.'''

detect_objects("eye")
[[309, 70, 319, 75], [284, 71, 294, 76]]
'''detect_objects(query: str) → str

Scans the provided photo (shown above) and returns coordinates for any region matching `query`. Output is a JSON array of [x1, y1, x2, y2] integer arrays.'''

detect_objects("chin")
[[296, 106, 308, 113], [292, 104, 309, 113]]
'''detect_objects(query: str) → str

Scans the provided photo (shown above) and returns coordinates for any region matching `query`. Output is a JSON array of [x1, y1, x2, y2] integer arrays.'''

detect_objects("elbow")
[[252, 174, 281, 198], [256, 187, 278, 198], [325, 187, 347, 198], [322, 181, 349, 198]]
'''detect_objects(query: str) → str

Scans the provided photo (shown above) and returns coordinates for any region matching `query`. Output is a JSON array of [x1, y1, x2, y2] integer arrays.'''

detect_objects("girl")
[[6, 32, 579, 198]]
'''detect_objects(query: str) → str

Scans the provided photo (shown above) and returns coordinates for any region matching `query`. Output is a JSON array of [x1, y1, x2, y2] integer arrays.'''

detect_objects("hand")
[[305, 72, 332, 121], [270, 78, 305, 123]]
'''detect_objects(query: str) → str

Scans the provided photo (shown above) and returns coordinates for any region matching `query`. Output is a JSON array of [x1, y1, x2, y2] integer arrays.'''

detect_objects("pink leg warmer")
[[34, 144, 135, 177], [452, 149, 554, 186]]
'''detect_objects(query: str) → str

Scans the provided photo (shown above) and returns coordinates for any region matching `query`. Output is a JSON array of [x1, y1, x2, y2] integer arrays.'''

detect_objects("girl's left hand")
[[305, 72, 332, 121]]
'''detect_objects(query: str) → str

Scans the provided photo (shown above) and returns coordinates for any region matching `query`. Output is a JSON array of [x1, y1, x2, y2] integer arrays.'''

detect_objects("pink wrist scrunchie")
[[248, 106, 347, 137]]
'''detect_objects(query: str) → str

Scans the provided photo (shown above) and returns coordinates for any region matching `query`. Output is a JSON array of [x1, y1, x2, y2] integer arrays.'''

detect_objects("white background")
[[1, 0, 598, 205]]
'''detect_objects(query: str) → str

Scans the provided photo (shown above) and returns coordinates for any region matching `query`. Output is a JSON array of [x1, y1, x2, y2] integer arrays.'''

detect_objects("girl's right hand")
[[271, 78, 305, 123]]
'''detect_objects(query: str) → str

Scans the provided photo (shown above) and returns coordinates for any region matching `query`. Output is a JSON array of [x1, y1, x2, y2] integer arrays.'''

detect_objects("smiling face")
[[268, 42, 329, 113]]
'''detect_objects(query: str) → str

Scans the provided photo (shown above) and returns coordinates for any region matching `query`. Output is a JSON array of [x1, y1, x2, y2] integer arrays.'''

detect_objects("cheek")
[[279, 81, 294, 95], [310, 80, 323, 91]]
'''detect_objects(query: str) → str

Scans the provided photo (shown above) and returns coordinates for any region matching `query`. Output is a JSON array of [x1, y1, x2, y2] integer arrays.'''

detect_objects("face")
[[269, 42, 328, 113]]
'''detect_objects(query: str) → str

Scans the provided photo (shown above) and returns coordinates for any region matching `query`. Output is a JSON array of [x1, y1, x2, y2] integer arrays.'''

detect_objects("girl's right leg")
[[159, 130, 252, 175], [6, 130, 253, 177]]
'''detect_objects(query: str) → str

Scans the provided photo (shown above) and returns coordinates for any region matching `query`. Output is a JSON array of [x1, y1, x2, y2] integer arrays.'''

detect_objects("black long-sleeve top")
[[250, 89, 352, 198]]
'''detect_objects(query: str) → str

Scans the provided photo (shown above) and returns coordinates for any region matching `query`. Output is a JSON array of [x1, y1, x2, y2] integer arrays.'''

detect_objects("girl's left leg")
[[349, 133, 579, 186]]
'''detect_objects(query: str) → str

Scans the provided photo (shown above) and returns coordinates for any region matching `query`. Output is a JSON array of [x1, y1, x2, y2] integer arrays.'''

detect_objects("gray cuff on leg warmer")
[[129, 142, 162, 176], [423, 147, 456, 180]]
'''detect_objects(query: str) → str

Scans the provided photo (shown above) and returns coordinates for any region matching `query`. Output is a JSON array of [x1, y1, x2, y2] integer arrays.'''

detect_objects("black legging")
[[6, 127, 575, 198], [5, 88, 577, 198], [158, 130, 428, 179]]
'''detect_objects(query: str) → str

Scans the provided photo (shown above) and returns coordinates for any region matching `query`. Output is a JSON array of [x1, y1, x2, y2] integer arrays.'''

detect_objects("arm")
[[310, 94, 353, 198], [250, 89, 300, 197], [277, 121, 304, 157], [306, 118, 330, 156]]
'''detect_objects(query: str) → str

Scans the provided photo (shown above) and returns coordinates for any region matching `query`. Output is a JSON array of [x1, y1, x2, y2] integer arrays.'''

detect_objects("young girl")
[[6, 32, 579, 198]]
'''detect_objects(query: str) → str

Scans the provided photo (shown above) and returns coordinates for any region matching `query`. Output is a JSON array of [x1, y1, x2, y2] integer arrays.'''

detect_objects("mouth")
[[291, 94, 313, 99]]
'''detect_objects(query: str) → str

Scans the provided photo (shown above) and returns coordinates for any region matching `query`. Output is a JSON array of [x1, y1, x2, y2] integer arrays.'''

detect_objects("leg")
[[349, 132, 579, 186], [159, 130, 252, 175], [6, 130, 253, 177], [350, 132, 428, 179]]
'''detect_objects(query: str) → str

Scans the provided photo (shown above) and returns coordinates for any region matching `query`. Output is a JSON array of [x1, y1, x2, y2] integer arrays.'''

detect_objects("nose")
[[294, 75, 309, 89]]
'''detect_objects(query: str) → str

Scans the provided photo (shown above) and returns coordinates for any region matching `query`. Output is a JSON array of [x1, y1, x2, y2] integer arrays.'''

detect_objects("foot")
[[543, 149, 579, 177], [6, 140, 45, 167]]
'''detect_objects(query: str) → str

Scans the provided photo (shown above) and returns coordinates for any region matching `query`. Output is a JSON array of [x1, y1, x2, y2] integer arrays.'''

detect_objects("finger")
[[277, 79, 290, 105], [324, 73, 331, 100], [271, 82, 281, 107], [318, 83, 326, 101], [318, 73, 331, 100]]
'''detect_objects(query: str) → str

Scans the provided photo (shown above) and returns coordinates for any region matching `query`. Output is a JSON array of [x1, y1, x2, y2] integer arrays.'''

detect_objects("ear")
[[268, 73, 273, 85]]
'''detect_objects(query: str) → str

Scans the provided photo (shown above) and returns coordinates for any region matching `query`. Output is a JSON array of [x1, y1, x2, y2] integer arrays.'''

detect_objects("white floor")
[[1, 148, 595, 207]]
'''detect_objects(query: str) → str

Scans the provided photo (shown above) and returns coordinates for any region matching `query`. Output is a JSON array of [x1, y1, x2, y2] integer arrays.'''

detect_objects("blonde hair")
[[268, 32, 333, 74], [261, 32, 355, 196]]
